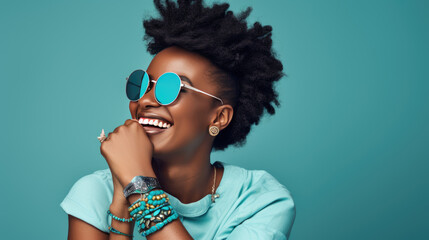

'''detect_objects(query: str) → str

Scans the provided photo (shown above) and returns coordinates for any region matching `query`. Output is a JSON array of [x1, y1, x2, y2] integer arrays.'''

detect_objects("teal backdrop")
[[1, 0, 428, 239]]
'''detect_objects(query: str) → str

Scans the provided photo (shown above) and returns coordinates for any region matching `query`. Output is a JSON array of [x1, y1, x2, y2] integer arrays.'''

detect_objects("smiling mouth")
[[139, 117, 171, 128], [138, 117, 172, 134]]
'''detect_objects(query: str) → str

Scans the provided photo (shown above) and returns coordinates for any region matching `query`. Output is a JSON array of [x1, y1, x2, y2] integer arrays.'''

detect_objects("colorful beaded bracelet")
[[129, 189, 169, 212], [108, 226, 133, 237], [132, 202, 170, 222], [130, 201, 167, 217], [107, 210, 134, 223], [137, 204, 175, 230], [140, 210, 179, 237], [126, 188, 179, 237]]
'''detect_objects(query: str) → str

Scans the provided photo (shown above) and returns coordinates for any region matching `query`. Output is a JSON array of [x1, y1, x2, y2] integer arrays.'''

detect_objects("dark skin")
[[67, 46, 234, 239]]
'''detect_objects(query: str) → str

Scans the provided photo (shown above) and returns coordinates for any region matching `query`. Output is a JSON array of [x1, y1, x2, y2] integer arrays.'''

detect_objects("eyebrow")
[[179, 75, 193, 86], [148, 73, 194, 86]]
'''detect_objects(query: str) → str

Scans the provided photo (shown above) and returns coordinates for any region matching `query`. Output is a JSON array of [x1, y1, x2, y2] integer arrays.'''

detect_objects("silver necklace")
[[211, 164, 220, 203]]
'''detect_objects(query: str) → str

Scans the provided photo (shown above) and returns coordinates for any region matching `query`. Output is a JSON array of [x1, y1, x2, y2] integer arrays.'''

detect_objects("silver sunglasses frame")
[[126, 71, 224, 105]]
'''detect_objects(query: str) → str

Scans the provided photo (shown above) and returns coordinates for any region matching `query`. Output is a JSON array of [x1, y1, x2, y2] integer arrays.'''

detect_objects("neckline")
[[165, 160, 229, 218]]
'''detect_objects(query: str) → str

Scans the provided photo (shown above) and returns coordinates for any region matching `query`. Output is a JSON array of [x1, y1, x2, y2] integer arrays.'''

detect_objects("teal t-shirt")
[[60, 161, 296, 239]]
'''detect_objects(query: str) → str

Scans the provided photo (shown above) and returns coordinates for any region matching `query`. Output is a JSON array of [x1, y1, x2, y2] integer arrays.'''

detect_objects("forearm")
[[110, 167, 193, 239]]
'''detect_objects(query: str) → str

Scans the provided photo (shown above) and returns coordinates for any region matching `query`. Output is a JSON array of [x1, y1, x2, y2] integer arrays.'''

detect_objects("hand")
[[100, 119, 155, 188]]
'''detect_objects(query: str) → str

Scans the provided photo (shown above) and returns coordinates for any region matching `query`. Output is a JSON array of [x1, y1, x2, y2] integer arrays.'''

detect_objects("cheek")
[[129, 102, 138, 118], [168, 103, 211, 146], [175, 106, 209, 137], [151, 106, 210, 156]]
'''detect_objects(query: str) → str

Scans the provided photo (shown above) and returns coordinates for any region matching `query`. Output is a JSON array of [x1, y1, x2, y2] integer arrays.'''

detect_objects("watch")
[[123, 175, 162, 199]]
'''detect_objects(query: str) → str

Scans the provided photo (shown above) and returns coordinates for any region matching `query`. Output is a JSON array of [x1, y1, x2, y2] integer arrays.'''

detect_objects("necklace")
[[211, 164, 220, 203]]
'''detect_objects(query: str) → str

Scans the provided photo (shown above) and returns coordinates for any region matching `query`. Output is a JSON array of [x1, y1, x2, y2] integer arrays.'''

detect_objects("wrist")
[[127, 194, 142, 206], [110, 200, 131, 216], [112, 190, 130, 205], [108, 204, 135, 238], [120, 167, 157, 187]]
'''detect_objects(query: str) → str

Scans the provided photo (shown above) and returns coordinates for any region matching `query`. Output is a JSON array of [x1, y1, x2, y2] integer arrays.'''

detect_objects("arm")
[[68, 196, 193, 240], [126, 194, 194, 240], [107, 169, 194, 239], [68, 215, 108, 240], [64, 174, 135, 240], [67, 202, 134, 240], [99, 119, 194, 239]]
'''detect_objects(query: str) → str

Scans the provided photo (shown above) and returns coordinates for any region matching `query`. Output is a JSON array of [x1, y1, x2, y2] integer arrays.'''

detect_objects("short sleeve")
[[227, 189, 296, 240], [60, 169, 113, 233]]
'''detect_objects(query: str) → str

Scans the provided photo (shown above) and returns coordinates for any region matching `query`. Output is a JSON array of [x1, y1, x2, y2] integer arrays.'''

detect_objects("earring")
[[209, 126, 219, 136]]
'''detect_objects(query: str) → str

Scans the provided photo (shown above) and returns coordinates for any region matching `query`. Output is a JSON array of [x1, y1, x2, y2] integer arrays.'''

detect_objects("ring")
[[97, 129, 107, 143]]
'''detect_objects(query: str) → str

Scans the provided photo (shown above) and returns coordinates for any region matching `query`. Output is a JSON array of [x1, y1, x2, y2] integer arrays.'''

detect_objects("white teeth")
[[139, 118, 172, 129]]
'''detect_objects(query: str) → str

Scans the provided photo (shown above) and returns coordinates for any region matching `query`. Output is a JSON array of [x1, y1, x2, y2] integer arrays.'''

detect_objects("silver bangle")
[[123, 176, 161, 199]]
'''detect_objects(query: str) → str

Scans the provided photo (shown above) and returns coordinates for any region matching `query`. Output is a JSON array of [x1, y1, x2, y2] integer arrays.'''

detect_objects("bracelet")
[[108, 226, 134, 237], [131, 203, 170, 222], [123, 176, 162, 199], [140, 209, 179, 237], [129, 189, 169, 214], [107, 210, 134, 223], [126, 188, 179, 237]]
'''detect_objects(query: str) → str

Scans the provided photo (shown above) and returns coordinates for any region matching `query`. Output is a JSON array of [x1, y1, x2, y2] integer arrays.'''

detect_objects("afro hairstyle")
[[143, 0, 285, 151]]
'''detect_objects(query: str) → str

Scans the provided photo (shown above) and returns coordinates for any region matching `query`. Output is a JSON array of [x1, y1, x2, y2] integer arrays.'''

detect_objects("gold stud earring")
[[209, 126, 219, 136]]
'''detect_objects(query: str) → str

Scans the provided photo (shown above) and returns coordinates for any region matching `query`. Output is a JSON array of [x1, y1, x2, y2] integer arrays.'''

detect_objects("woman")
[[61, 0, 296, 239]]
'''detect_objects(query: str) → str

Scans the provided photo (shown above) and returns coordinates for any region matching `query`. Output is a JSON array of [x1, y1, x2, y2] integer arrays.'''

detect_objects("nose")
[[137, 80, 160, 108]]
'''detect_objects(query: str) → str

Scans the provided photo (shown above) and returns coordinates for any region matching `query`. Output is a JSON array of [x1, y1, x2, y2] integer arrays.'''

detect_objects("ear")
[[209, 104, 234, 131]]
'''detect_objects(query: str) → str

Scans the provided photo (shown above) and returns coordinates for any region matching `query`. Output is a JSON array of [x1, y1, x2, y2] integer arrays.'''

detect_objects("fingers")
[[124, 119, 142, 130], [100, 119, 140, 144], [113, 118, 137, 133], [124, 118, 139, 126], [107, 131, 114, 139]]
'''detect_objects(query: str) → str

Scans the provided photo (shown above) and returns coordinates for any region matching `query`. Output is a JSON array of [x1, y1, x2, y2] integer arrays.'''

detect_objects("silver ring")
[[97, 129, 107, 143]]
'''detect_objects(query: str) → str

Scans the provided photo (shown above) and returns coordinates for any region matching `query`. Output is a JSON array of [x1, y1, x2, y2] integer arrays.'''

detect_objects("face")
[[129, 46, 222, 158]]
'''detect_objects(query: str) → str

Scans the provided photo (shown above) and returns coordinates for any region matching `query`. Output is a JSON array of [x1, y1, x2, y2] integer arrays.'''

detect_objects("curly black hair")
[[143, 0, 284, 151]]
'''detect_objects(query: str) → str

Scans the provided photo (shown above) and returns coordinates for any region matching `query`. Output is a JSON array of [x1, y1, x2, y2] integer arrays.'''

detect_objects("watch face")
[[134, 176, 149, 191], [141, 182, 148, 191], [135, 177, 144, 188]]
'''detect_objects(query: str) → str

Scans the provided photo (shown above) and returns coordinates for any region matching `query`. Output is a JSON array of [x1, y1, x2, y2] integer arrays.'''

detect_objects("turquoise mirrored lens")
[[155, 72, 181, 105], [126, 70, 149, 101], [139, 71, 150, 99]]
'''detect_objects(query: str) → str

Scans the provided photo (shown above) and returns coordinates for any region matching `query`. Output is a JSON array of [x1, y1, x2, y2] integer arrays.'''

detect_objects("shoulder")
[[220, 162, 296, 238], [60, 168, 113, 233], [63, 168, 113, 203], [222, 161, 294, 197], [243, 168, 296, 221]]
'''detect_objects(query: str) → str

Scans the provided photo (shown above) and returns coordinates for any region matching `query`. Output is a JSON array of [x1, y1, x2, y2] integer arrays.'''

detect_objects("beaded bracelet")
[[138, 204, 177, 233], [108, 226, 134, 238], [129, 189, 169, 212], [107, 210, 134, 223], [133, 202, 170, 223], [140, 211, 179, 237], [129, 190, 170, 222], [106, 210, 134, 237], [127, 188, 179, 237]]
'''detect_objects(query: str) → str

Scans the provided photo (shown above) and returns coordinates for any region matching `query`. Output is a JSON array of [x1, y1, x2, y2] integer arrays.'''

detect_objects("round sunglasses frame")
[[125, 70, 224, 106]]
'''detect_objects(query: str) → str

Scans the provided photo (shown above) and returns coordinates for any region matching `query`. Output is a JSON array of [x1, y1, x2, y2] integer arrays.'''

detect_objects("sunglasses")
[[125, 70, 224, 105]]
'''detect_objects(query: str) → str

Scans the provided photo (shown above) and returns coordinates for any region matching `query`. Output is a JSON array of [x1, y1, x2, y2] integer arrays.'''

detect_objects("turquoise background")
[[1, 0, 428, 239]]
